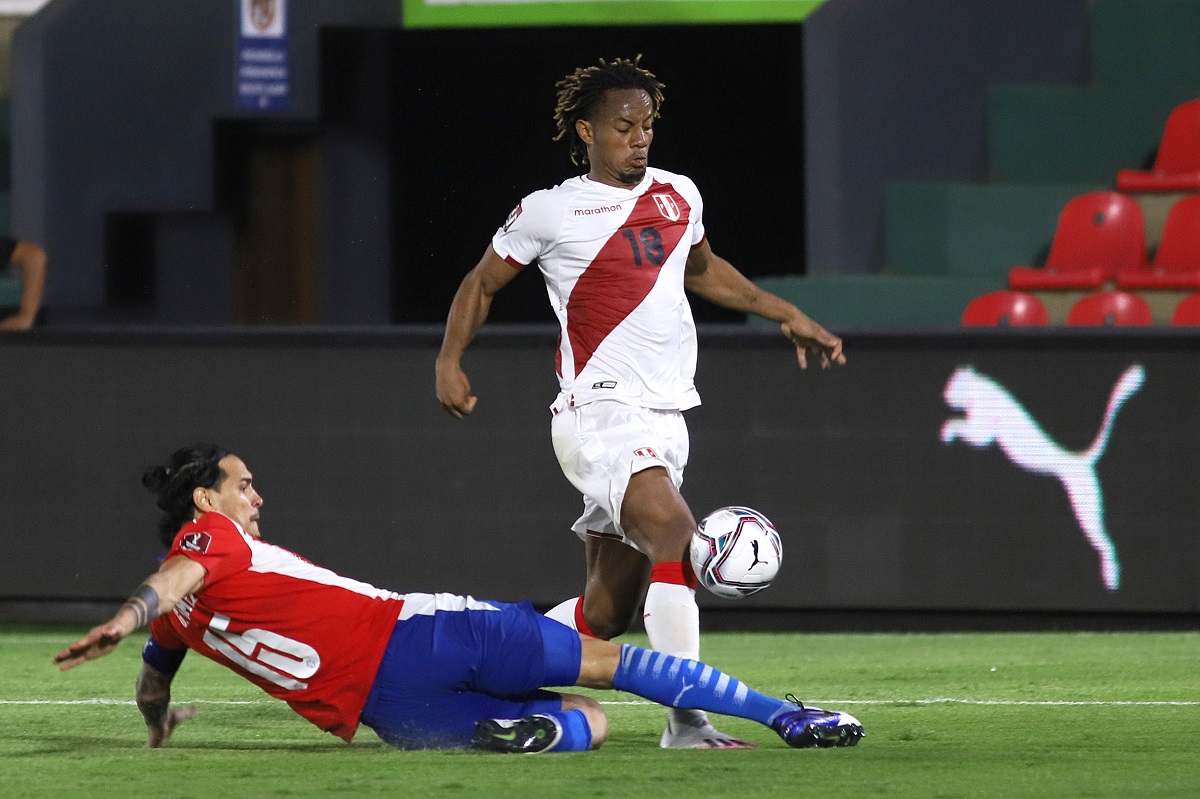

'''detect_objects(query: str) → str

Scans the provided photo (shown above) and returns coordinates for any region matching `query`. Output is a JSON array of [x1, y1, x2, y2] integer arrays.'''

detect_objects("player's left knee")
[[561, 693, 608, 748], [578, 698, 608, 748]]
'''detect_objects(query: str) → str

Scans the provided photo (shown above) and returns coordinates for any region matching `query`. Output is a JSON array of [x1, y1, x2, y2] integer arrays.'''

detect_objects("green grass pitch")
[[2, 626, 1197, 798]]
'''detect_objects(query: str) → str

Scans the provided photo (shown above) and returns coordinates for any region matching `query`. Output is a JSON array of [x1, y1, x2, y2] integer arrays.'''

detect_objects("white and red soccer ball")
[[690, 506, 782, 599]]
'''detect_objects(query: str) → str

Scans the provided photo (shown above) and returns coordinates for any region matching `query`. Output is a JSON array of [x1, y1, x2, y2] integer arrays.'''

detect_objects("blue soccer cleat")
[[772, 698, 864, 749]]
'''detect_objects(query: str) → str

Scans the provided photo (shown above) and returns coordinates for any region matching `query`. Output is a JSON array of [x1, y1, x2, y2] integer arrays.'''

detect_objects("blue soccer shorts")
[[358, 593, 583, 749]]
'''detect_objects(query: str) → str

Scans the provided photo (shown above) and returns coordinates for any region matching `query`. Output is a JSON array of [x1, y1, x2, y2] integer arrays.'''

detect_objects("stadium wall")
[[3, 328, 1197, 629], [803, 0, 1089, 276], [11, 1, 1091, 324]]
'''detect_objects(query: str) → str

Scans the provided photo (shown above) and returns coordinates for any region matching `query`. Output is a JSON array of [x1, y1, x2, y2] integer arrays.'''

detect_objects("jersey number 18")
[[620, 226, 665, 267]]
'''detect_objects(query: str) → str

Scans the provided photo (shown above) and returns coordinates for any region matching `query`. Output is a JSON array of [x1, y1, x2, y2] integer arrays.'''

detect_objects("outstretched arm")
[[435, 245, 521, 418], [53, 555, 206, 671], [684, 240, 845, 369]]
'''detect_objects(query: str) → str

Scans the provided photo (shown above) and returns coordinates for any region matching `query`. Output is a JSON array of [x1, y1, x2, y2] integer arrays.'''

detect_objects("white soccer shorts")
[[550, 399, 690, 551]]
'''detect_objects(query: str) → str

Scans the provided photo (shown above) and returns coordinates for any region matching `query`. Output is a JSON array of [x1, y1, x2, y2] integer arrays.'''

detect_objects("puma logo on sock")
[[672, 681, 695, 707]]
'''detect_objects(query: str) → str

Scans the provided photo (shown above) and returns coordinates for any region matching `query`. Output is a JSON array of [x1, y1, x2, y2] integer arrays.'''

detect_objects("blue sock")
[[542, 708, 593, 752], [611, 644, 797, 728]]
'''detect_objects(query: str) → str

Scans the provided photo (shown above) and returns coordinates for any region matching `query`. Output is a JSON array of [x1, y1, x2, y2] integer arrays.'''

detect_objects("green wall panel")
[[753, 274, 1000, 327], [988, 85, 1200, 183], [886, 181, 1104, 279], [1091, 0, 1200, 86]]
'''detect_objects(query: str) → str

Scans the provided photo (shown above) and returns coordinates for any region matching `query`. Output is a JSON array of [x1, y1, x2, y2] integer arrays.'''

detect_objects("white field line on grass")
[[3, 698, 1198, 707], [831, 698, 1200, 707], [0, 698, 261, 705]]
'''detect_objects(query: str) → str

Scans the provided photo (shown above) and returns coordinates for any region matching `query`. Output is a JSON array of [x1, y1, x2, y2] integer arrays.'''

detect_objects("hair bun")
[[141, 465, 170, 493]]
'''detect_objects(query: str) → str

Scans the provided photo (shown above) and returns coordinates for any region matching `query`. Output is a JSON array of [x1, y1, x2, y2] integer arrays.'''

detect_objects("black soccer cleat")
[[473, 714, 563, 754], [772, 698, 864, 749]]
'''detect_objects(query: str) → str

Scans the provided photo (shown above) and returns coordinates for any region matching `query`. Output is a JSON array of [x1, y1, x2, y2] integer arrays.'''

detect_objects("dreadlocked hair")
[[142, 444, 229, 547], [553, 55, 665, 166]]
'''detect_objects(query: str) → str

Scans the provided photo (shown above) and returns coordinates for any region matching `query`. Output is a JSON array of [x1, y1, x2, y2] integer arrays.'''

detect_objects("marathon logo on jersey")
[[653, 194, 681, 222], [503, 201, 523, 232], [179, 531, 212, 554], [633, 447, 660, 460], [574, 204, 623, 217]]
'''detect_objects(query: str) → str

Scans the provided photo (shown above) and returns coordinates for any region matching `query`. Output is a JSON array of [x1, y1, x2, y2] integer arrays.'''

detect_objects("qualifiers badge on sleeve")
[[180, 532, 212, 554]]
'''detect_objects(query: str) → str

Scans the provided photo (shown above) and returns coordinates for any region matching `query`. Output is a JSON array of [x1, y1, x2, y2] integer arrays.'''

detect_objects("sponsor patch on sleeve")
[[179, 531, 212, 555]]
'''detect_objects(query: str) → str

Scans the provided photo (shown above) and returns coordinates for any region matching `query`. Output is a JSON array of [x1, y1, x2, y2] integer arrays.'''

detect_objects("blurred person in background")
[[0, 236, 46, 330]]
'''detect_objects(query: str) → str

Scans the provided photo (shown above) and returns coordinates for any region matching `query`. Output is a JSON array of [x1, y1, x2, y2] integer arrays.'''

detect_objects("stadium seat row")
[[1115, 99, 1200, 192], [962, 289, 1200, 327], [1007, 192, 1200, 291], [1005, 98, 1200, 294]]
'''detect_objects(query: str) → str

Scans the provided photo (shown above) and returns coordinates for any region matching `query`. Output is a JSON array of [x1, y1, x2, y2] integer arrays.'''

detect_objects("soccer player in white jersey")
[[435, 57, 846, 749], [54, 444, 863, 752]]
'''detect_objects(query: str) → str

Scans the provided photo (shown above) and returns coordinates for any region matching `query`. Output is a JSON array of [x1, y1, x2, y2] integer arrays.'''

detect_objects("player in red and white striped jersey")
[[147, 510, 406, 741], [53, 445, 865, 752], [436, 57, 846, 749]]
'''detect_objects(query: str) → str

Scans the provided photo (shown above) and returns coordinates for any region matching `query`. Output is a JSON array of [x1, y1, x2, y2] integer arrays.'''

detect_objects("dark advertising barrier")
[[0, 328, 1196, 622]]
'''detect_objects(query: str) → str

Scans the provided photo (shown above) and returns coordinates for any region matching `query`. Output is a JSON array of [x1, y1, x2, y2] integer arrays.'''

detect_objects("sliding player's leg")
[[575, 636, 864, 749], [473, 602, 865, 752], [361, 594, 606, 752]]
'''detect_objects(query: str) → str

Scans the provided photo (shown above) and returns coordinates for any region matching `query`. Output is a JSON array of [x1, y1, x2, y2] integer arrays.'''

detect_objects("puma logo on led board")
[[940, 365, 1145, 590]]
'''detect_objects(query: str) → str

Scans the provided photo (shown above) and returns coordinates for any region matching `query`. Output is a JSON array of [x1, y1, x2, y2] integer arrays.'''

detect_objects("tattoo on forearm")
[[120, 584, 161, 629]]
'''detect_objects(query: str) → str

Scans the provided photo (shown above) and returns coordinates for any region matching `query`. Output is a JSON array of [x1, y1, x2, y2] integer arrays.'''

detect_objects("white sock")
[[642, 581, 700, 658], [643, 581, 708, 726], [545, 596, 581, 631]]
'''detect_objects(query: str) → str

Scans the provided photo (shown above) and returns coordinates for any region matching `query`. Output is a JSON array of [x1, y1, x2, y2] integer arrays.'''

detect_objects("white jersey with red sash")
[[148, 511, 405, 741], [492, 167, 706, 412]]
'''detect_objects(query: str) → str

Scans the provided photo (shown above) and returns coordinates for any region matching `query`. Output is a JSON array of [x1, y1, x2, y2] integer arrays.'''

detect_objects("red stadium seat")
[[1117, 195, 1200, 289], [1008, 192, 1146, 290], [961, 291, 1049, 326], [1067, 291, 1154, 326], [1116, 99, 1200, 192], [1171, 292, 1200, 325]]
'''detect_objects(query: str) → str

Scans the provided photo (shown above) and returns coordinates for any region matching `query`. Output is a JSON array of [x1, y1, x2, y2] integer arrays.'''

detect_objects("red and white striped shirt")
[[148, 512, 405, 741], [493, 167, 706, 412]]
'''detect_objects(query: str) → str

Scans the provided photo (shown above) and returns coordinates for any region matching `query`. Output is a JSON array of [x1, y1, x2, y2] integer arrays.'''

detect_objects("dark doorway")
[[215, 121, 322, 325], [373, 24, 806, 323]]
